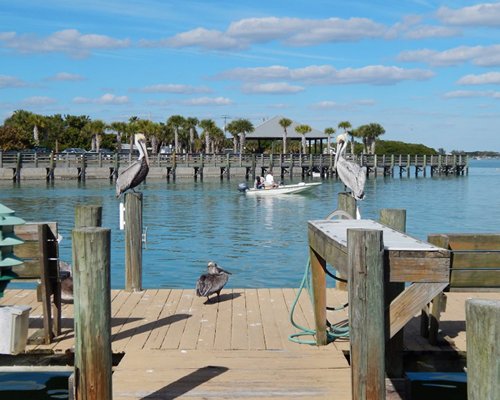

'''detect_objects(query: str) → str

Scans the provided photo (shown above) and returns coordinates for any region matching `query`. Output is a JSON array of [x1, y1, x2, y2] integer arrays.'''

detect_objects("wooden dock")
[[0, 151, 468, 181], [2, 288, 499, 399]]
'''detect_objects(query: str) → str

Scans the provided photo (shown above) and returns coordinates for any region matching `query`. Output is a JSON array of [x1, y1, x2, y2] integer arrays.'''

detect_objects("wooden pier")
[[2, 287, 499, 399], [0, 151, 468, 181]]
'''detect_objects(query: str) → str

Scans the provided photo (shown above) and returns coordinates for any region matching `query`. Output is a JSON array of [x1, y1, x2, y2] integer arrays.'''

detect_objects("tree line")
[[0, 110, 437, 155]]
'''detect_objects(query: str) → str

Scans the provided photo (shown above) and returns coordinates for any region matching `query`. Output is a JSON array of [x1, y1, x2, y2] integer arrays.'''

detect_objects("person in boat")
[[254, 176, 264, 189], [264, 171, 278, 188]]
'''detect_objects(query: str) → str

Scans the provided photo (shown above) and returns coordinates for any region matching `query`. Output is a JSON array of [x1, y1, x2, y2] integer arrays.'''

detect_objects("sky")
[[1, 1, 499, 152]]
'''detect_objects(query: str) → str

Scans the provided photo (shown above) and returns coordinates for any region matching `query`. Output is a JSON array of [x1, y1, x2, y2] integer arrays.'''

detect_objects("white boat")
[[238, 182, 322, 196]]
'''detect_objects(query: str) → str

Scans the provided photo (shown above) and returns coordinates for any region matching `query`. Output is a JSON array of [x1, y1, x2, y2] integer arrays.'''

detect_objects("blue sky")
[[1, 1, 499, 151]]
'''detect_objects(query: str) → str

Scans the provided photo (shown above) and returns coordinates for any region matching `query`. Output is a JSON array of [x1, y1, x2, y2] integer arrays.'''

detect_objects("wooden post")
[[310, 248, 327, 345], [338, 192, 356, 219], [466, 299, 500, 400], [380, 209, 406, 378], [125, 192, 143, 291], [75, 205, 102, 228], [348, 228, 385, 400], [72, 227, 112, 400]]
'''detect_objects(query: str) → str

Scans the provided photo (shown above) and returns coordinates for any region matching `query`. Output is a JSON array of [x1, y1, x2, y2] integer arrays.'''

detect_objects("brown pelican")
[[115, 133, 149, 197], [196, 262, 231, 303], [334, 133, 366, 201]]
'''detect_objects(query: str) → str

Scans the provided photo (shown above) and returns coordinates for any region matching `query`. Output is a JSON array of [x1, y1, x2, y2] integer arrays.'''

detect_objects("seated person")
[[254, 176, 264, 189], [264, 171, 278, 188]]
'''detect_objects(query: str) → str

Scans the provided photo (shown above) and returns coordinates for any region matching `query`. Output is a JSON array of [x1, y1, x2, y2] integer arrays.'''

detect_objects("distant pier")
[[0, 151, 468, 182]]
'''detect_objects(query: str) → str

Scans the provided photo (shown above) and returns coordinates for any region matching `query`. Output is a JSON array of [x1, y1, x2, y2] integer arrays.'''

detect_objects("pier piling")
[[348, 228, 385, 400], [124, 192, 143, 291], [75, 204, 102, 228], [466, 299, 500, 400], [72, 227, 112, 400]]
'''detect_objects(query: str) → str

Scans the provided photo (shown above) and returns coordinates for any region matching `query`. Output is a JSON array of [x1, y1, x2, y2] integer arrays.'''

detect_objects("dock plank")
[[3, 288, 497, 399]]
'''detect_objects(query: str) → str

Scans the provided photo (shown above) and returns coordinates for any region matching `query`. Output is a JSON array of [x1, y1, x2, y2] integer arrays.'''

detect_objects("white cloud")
[[444, 90, 500, 98], [145, 16, 391, 51], [46, 72, 85, 81], [21, 96, 56, 105], [182, 96, 232, 106], [138, 83, 212, 94], [458, 72, 500, 85], [403, 25, 460, 39], [218, 64, 434, 85], [242, 82, 304, 94], [311, 101, 337, 109], [311, 98, 375, 110], [144, 28, 243, 50], [437, 3, 500, 27], [73, 93, 129, 104], [0, 29, 130, 58], [398, 44, 500, 67], [0, 75, 28, 89]]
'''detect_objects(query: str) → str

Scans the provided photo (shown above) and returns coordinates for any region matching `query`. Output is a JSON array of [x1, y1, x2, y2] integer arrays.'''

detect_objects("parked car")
[[59, 148, 86, 160], [85, 148, 114, 160]]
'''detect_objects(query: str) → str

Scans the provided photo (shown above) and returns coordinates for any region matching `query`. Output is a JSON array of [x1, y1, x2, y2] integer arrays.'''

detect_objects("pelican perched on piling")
[[196, 262, 231, 303], [334, 133, 366, 201], [116, 133, 149, 197]]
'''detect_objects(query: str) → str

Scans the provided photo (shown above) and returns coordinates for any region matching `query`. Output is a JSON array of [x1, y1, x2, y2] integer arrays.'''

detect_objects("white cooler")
[[0, 305, 31, 354]]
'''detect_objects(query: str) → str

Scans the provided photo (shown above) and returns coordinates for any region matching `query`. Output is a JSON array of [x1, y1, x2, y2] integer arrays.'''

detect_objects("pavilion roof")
[[247, 116, 329, 140]]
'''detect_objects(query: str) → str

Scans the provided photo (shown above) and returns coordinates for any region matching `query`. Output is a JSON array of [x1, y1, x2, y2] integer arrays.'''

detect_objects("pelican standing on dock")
[[196, 262, 231, 303], [116, 133, 150, 197]]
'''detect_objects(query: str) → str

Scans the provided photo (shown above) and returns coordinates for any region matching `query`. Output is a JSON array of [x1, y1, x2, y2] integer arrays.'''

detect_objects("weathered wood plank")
[[450, 270, 500, 287], [161, 289, 195, 349], [213, 289, 233, 350], [451, 251, 500, 269], [178, 291, 204, 350], [390, 282, 448, 338], [197, 294, 219, 350], [245, 288, 265, 350], [258, 288, 283, 349], [144, 289, 179, 349], [230, 287, 248, 350]]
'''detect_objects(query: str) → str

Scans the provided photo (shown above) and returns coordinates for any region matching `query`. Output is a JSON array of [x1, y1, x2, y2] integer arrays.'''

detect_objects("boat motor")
[[238, 183, 249, 192]]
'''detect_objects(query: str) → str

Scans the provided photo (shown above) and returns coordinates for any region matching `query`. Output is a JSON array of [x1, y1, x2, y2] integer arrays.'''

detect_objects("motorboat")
[[238, 182, 322, 196]]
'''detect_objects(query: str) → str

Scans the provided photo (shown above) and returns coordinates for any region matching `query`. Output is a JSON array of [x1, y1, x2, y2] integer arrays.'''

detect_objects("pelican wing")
[[115, 159, 149, 197], [337, 158, 366, 200], [196, 273, 229, 297]]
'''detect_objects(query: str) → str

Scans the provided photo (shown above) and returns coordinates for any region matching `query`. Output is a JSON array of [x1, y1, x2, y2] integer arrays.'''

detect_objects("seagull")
[[116, 133, 149, 197], [196, 262, 231, 303]]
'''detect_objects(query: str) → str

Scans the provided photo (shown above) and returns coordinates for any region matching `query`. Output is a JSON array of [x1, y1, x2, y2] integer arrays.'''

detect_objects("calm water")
[[1, 159, 499, 289]]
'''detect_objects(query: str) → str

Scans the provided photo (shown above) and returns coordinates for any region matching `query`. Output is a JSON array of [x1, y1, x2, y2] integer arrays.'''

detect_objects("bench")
[[421, 233, 500, 344], [11, 222, 61, 344]]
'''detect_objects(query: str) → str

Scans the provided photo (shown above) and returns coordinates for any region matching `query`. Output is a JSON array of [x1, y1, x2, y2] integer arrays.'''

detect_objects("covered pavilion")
[[245, 116, 334, 153]]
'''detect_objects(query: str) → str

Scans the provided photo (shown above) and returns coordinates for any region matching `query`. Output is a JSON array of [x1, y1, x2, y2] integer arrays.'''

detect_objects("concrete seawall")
[[0, 166, 250, 181]]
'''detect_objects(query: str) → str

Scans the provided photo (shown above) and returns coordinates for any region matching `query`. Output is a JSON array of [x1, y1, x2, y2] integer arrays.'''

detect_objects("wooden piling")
[[72, 227, 112, 400], [125, 192, 143, 291], [348, 228, 385, 400], [466, 299, 500, 400], [337, 192, 357, 219], [75, 205, 102, 228], [380, 209, 406, 378]]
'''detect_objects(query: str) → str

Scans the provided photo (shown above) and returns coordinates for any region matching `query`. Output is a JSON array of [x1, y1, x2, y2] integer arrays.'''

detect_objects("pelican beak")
[[220, 268, 232, 275]]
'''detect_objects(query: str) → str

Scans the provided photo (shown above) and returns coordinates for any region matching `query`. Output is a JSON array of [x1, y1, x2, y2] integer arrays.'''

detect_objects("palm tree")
[[83, 119, 106, 151], [278, 117, 292, 154], [199, 119, 216, 154], [184, 117, 199, 153], [30, 114, 47, 146], [227, 119, 254, 155], [338, 121, 352, 153], [365, 123, 385, 154], [109, 121, 129, 152], [324, 127, 336, 154], [167, 115, 186, 153], [45, 114, 65, 153], [295, 124, 311, 154]]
